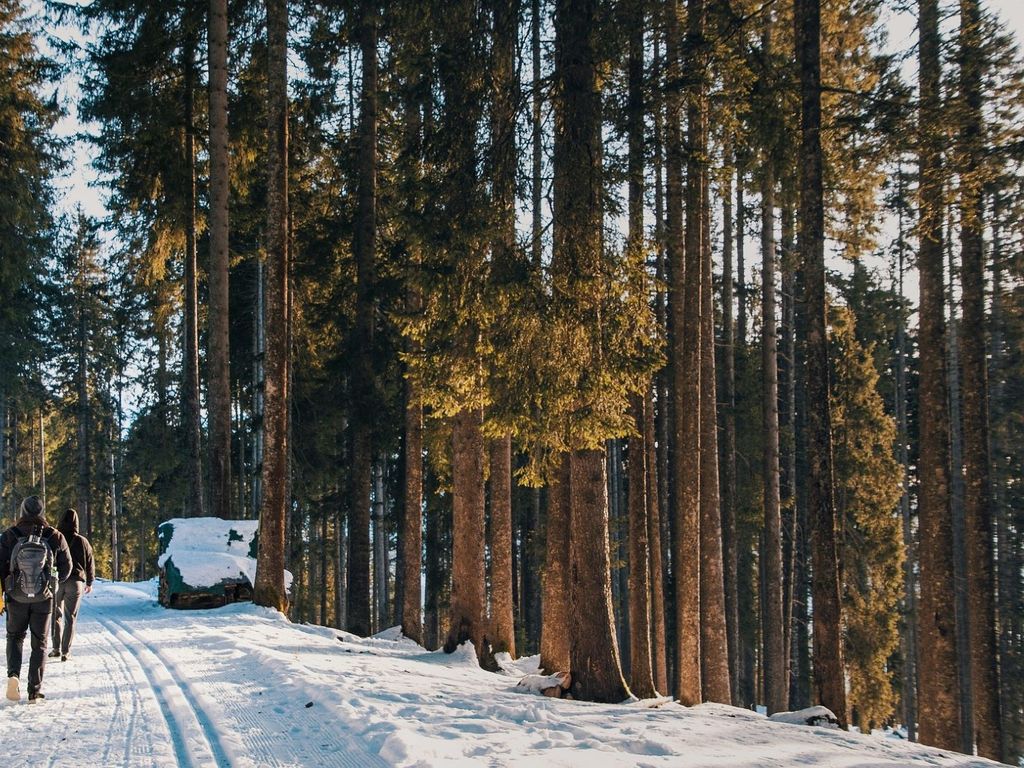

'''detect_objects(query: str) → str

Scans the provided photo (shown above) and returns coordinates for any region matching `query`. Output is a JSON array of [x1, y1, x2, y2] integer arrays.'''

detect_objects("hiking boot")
[[6, 676, 19, 702], [28, 692, 44, 703], [47, 650, 60, 658]]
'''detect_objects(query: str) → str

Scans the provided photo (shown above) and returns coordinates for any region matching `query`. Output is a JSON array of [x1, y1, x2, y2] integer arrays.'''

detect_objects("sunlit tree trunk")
[[253, 0, 289, 613]]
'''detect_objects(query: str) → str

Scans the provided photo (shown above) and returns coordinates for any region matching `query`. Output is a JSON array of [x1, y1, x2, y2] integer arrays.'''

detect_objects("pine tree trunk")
[[489, 436, 516, 656], [253, 0, 289, 614], [700, 171, 730, 704], [569, 449, 630, 702], [958, 0, 1002, 756], [487, 0, 519, 659], [672, 0, 703, 706], [347, 0, 378, 637], [76, 252, 92, 536], [424, 469, 443, 650], [623, 1, 655, 697], [182, 17, 204, 521], [372, 457, 387, 631], [990, 199, 1017, 764], [947, 214, 974, 754], [760, 164, 786, 715], [795, 0, 847, 726], [207, 0, 232, 520], [541, 456, 571, 673], [780, 197, 798, 701], [645, 386, 669, 693], [445, 409, 491, 667], [720, 145, 740, 705], [401, 343, 423, 644], [915, 0, 962, 749], [895, 222, 917, 741], [629, 397, 657, 698]]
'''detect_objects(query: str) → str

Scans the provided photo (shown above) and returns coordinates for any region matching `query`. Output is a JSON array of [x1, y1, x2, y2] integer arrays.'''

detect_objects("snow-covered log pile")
[[157, 517, 287, 609]]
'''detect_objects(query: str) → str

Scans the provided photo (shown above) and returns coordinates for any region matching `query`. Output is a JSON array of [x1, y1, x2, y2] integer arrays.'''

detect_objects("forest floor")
[[0, 580, 1005, 767]]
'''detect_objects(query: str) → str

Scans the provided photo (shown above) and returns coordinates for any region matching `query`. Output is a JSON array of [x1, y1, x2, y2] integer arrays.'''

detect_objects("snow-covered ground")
[[0, 580, 1004, 767]]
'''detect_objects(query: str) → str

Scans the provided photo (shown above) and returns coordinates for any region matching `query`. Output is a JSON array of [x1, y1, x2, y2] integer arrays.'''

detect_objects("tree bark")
[[700, 171, 730, 704], [182, 15, 204, 520], [569, 449, 630, 703], [541, 456, 571, 673], [720, 144, 740, 705], [207, 0, 232, 520], [489, 436, 516, 656], [629, 397, 657, 698], [795, 0, 847, 726], [672, 0, 703, 706], [959, 0, 1001, 757], [487, 0, 520, 659], [346, 0, 378, 637], [645, 385, 669, 694], [444, 409, 491, 667], [761, 164, 786, 715], [914, 0, 961, 749], [253, 0, 289, 614]]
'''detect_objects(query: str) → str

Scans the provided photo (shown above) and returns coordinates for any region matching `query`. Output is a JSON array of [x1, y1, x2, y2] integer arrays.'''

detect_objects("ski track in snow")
[[0, 580, 1009, 767]]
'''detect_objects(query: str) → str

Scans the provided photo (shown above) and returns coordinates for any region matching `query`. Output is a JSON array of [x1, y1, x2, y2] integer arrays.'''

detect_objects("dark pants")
[[6, 598, 52, 694], [52, 580, 84, 656]]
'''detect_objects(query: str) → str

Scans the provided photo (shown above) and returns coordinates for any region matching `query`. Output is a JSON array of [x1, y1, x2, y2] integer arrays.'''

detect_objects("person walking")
[[49, 508, 93, 662], [0, 496, 72, 702]]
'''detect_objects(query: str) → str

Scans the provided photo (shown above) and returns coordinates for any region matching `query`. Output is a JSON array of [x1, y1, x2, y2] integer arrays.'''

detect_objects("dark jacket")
[[0, 516, 73, 601], [58, 509, 94, 586]]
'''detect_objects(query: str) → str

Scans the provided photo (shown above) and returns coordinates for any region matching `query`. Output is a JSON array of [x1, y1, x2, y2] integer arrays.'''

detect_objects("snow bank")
[[769, 705, 842, 729]]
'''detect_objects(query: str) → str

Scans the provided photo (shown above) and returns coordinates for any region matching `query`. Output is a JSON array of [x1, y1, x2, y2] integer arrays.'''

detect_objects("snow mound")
[[157, 517, 292, 607], [158, 517, 260, 586], [769, 705, 842, 729]]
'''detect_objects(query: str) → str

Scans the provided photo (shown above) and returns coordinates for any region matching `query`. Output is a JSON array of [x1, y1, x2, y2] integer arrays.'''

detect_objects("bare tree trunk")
[[487, 0, 520, 659], [761, 164, 786, 715], [489, 436, 516, 656], [445, 409, 491, 667], [959, 0, 1002, 756], [915, 0, 961, 749], [672, 0, 703, 706], [401, 350, 423, 643], [947, 212, 974, 754], [569, 449, 630, 702], [182, 15, 204, 521], [645, 385, 668, 693], [700, 171, 730, 704], [207, 0, 232, 520], [720, 145, 740, 705], [629, 397, 657, 698], [541, 456, 571, 673], [780, 197, 797, 702], [795, 0, 847, 726], [347, 0, 378, 637], [373, 456, 387, 631], [76, 248, 92, 536], [895, 208, 917, 741], [253, 0, 289, 614]]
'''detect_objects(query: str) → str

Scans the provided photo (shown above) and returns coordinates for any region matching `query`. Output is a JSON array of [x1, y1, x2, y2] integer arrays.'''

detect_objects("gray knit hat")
[[19, 495, 44, 519]]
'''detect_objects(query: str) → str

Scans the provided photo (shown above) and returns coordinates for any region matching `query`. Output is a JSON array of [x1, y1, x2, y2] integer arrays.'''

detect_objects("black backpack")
[[8, 527, 57, 603]]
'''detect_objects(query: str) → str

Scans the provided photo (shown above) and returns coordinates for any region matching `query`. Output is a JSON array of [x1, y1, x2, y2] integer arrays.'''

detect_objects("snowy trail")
[[0, 580, 1009, 767]]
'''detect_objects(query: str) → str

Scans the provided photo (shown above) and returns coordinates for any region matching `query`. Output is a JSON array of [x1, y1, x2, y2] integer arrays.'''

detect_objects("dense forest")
[[1, 0, 1022, 760]]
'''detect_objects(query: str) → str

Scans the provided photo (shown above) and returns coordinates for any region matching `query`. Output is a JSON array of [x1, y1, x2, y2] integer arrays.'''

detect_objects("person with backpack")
[[49, 508, 93, 662], [0, 496, 72, 702]]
